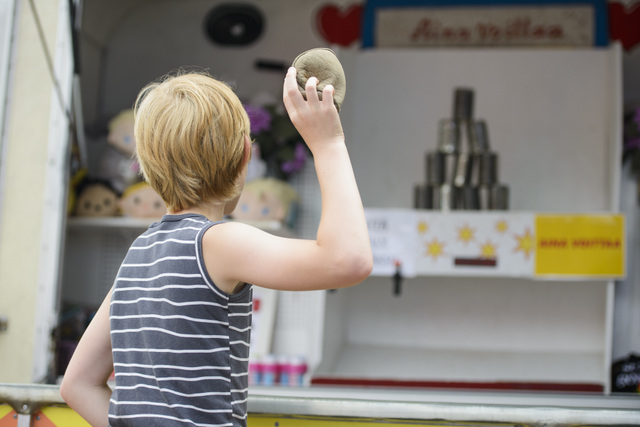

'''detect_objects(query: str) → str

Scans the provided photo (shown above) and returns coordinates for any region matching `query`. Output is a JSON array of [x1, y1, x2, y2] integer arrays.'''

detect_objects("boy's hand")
[[283, 67, 344, 152]]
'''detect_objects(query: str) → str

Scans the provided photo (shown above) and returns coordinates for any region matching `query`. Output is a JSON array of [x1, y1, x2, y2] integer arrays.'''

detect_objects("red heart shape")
[[316, 4, 363, 47], [609, 2, 640, 51]]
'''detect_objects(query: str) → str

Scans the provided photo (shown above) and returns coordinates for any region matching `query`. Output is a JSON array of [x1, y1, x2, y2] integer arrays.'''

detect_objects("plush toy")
[[291, 47, 346, 112], [232, 178, 299, 228], [74, 180, 119, 217], [98, 110, 140, 194], [119, 182, 167, 218]]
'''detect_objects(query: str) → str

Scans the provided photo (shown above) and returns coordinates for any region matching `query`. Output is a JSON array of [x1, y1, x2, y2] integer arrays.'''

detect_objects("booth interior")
[[56, 0, 640, 402]]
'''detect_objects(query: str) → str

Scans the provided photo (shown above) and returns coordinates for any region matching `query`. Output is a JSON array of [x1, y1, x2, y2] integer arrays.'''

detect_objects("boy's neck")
[[169, 201, 227, 222]]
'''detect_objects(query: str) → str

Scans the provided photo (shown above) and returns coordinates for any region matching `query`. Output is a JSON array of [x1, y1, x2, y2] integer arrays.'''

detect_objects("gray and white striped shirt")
[[109, 214, 252, 427]]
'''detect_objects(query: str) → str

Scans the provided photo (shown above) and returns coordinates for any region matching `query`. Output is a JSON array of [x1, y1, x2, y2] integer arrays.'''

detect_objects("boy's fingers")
[[283, 67, 304, 110], [322, 84, 335, 108], [305, 77, 320, 103]]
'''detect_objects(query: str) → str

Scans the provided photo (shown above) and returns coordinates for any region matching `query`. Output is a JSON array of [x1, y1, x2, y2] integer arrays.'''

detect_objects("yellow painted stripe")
[[0, 405, 12, 419], [40, 405, 90, 426]]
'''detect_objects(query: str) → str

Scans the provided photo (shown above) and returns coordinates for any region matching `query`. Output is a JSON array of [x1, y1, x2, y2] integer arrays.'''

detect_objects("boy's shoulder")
[[202, 220, 256, 242], [201, 221, 272, 262]]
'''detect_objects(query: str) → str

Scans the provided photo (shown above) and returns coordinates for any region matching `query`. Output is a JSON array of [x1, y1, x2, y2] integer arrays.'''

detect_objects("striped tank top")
[[108, 213, 252, 427]]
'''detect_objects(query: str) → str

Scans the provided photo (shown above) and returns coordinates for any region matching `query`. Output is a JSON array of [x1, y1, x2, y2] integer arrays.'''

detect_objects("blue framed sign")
[[361, 0, 608, 48]]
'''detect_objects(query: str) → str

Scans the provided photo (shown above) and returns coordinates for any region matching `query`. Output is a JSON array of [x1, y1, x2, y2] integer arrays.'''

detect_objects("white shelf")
[[67, 216, 158, 229], [312, 46, 622, 393], [314, 343, 604, 386]]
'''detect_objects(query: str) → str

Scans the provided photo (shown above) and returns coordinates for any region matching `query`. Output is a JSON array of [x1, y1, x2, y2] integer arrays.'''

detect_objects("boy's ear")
[[242, 135, 252, 168]]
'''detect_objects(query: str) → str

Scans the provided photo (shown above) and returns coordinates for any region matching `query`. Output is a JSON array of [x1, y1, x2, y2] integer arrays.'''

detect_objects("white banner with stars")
[[365, 209, 535, 278]]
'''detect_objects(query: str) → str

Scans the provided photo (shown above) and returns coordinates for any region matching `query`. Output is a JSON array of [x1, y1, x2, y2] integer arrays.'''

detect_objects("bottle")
[[248, 356, 262, 386], [286, 355, 307, 387], [276, 354, 289, 386], [260, 354, 277, 386]]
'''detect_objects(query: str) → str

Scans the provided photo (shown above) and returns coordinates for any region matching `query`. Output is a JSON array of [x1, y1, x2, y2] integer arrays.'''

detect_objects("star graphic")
[[425, 238, 445, 260], [495, 219, 509, 233], [417, 220, 429, 234], [479, 240, 497, 259], [457, 223, 475, 244], [514, 227, 535, 259]]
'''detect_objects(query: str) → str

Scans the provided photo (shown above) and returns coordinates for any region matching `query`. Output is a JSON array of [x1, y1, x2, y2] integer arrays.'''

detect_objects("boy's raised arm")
[[283, 68, 372, 280], [205, 68, 372, 292]]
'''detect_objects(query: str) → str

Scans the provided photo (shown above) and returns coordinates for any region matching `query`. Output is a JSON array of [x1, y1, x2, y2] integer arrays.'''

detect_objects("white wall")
[[338, 48, 617, 212]]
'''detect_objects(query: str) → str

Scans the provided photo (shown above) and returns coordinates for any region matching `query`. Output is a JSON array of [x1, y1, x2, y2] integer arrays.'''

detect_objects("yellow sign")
[[535, 215, 625, 278]]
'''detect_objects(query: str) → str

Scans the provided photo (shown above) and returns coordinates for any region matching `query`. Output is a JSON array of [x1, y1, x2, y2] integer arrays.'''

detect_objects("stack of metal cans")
[[415, 88, 509, 211]]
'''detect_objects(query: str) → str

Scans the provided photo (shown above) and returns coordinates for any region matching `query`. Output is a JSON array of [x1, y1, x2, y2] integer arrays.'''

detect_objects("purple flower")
[[281, 143, 307, 175], [244, 104, 272, 134]]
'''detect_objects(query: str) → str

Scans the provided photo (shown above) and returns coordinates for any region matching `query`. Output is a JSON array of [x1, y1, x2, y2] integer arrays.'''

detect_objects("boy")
[[60, 67, 372, 426]]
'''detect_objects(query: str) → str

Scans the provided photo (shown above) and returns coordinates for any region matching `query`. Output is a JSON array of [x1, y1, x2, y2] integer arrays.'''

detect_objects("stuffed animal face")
[[107, 110, 136, 155], [119, 183, 167, 218], [234, 187, 287, 222], [75, 183, 119, 217], [232, 178, 298, 226]]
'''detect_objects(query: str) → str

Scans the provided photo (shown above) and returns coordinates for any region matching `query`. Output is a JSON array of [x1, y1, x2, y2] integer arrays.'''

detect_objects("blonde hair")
[[133, 71, 250, 212]]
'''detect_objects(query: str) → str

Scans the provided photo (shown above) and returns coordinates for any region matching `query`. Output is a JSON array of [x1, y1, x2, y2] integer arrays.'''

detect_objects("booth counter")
[[1, 383, 640, 426]]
